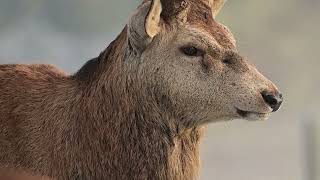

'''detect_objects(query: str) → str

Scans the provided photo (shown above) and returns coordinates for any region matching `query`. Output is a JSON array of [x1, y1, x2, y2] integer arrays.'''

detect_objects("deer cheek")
[[201, 55, 212, 73]]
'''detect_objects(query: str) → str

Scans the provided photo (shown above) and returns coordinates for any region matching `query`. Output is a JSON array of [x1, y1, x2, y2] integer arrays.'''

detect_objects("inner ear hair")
[[145, 0, 162, 38]]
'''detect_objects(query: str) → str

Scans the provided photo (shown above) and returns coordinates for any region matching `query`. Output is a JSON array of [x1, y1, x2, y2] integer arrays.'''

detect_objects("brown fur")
[[0, 0, 282, 180], [0, 27, 203, 179]]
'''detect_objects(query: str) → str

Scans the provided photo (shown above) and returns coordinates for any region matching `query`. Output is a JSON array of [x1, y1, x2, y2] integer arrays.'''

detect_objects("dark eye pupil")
[[223, 58, 232, 65], [182, 47, 198, 56]]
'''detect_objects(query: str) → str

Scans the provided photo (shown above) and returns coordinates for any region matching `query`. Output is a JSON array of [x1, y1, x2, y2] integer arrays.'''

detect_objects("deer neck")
[[73, 28, 203, 180], [80, 92, 204, 179]]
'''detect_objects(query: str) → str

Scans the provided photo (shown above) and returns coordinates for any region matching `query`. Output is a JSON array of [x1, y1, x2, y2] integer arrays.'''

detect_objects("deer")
[[0, 0, 283, 179]]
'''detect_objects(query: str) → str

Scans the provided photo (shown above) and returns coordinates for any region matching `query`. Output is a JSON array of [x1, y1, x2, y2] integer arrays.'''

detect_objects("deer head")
[[126, 0, 283, 127]]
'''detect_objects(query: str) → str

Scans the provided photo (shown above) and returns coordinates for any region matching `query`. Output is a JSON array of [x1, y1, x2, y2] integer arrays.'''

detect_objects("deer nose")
[[261, 91, 283, 112]]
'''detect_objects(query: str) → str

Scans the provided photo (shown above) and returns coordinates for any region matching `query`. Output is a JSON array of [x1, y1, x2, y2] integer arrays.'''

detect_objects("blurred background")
[[0, 0, 319, 180]]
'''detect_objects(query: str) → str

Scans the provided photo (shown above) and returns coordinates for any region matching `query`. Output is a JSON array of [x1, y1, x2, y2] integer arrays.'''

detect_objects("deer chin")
[[236, 108, 271, 121]]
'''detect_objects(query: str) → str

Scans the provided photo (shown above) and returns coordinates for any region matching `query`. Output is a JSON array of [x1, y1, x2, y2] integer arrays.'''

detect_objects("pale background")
[[0, 0, 319, 180]]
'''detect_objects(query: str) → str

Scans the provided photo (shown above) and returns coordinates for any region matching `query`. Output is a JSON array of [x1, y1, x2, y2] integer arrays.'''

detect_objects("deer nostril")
[[261, 91, 283, 112]]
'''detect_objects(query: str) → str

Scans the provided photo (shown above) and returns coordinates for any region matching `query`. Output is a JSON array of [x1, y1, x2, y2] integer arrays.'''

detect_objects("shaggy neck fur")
[[69, 28, 204, 180], [0, 27, 203, 180]]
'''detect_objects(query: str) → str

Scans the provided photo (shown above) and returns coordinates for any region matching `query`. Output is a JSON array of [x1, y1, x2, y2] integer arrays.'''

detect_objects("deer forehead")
[[174, 23, 236, 50], [178, 0, 236, 49], [175, 27, 221, 48]]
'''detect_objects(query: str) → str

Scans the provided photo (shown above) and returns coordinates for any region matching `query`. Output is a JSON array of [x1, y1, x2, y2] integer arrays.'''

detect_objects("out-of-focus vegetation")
[[0, 0, 319, 180]]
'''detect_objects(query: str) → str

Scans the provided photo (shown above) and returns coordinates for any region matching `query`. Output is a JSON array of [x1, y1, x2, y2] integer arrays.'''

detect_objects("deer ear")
[[209, 0, 226, 17], [128, 0, 163, 51], [145, 0, 162, 38]]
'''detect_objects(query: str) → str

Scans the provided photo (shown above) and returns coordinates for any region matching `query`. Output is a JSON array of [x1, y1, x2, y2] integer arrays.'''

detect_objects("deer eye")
[[180, 46, 203, 57], [223, 57, 233, 65]]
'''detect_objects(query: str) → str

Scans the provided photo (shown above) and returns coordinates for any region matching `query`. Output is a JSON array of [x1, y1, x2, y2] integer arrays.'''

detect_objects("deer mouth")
[[236, 108, 271, 121]]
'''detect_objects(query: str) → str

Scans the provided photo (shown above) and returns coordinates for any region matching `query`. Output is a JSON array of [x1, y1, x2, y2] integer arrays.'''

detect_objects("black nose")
[[261, 91, 283, 112]]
